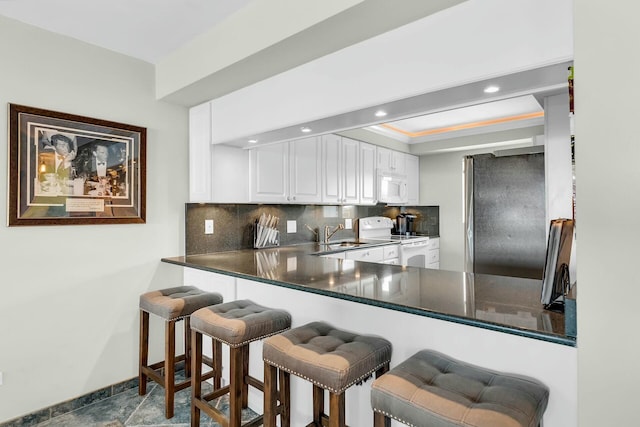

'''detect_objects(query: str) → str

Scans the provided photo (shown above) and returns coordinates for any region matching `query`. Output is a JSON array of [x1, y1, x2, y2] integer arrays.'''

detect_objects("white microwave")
[[377, 173, 408, 204]]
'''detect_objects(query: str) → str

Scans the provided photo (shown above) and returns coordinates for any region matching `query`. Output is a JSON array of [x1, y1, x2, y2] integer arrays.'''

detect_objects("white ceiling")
[[0, 0, 254, 63], [366, 95, 544, 144], [0, 1, 566, 147]]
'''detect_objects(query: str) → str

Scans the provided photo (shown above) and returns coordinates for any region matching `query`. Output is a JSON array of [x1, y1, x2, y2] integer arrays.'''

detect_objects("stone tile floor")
[[32, 381, 259, 427]]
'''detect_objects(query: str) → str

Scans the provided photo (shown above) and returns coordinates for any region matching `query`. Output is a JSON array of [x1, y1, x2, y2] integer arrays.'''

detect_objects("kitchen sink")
[[313, 240, 373, 254], [332, 241, 362, 248]]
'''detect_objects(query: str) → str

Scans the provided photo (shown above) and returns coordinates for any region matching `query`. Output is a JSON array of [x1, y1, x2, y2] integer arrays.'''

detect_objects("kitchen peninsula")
[[162, 242, 577, 426]]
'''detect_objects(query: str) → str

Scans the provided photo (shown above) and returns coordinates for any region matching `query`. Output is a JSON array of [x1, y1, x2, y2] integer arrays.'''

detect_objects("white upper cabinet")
[[405, 154, 420, 206], [189, 102, 249, 203], [289, 136, 322, 203], [250, 142, 289, 203], [321, 134, 341, 203], [377, 146, 406, 175], [321, 135, 361, 204], [341, 137, 360, 204], [250, 137, 322, 203], [360, 141, 377, 205], [189, 102, 213, 202]]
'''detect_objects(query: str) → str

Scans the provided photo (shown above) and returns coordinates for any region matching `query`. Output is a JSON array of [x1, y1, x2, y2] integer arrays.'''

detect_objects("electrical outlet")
[[344, 218, 352, 230], [205, 219, 214, 234], [287, 220, 297, 233]]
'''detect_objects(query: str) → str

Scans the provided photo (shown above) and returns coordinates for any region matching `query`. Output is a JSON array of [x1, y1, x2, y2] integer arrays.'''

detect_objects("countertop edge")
[[161, 256, 576, 348]]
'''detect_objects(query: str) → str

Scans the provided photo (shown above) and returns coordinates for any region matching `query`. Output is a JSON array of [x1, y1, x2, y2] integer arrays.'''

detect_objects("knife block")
[[254, 220, 280, 249]]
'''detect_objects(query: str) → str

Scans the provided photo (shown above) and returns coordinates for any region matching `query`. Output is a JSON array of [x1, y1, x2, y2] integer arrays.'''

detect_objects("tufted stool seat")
[[371, 350, 549, 427], [190, 299, 291, 427], [139, 286, 223, 418], [263, 321, 392, 427]]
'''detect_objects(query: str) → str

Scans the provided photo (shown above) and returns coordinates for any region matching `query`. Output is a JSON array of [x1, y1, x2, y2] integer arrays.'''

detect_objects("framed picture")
[[7, 104, 146, 226]]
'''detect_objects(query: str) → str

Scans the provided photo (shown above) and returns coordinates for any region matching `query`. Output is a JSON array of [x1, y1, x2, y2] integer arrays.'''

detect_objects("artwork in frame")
[[7, 104, 146, 225]]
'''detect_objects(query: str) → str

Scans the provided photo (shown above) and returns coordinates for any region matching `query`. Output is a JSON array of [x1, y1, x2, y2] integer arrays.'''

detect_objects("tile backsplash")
[[185, 203, 439, 255]]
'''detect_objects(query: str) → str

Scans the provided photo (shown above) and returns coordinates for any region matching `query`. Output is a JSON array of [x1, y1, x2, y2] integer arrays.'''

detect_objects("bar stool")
[[139, 285, 223, 418], [190, 299, 292, 427], [371, 349, 549, 427], [263, 321, 392, 427]]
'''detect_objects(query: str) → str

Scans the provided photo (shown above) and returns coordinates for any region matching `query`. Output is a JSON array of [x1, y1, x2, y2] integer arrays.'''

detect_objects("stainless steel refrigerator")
[[464, 153, 546, 279]]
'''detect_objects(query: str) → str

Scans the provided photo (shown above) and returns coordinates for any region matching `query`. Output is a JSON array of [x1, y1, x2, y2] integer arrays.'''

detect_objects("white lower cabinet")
[[383, 244, 400, 264], [427, 237, 440, 269], [345, 246, 384, 263]]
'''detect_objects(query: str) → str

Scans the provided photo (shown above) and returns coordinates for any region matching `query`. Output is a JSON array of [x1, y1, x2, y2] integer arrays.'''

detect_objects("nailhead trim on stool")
[[138, 286, 223, 419], [190, 299, 292, 427], [371, 349, 549, 427], [263, 321, 392, 427]]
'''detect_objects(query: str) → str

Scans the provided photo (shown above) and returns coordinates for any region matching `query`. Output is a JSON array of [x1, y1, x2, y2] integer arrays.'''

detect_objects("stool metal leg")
[[165, 319, 176, 418], [138, 310, 149, 395], [191, 329, 203, 427]]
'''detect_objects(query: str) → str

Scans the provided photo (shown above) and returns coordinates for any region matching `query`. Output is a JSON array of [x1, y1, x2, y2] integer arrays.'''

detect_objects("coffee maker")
[[395, 213, 417, 235]]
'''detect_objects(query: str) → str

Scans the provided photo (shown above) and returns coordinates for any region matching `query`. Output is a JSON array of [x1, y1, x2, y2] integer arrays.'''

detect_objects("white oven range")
[[358, 216, 430, 268]]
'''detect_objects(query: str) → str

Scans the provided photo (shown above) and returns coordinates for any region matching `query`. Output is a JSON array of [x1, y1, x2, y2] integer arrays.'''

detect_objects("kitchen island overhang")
[[161, 243, 575, 347]]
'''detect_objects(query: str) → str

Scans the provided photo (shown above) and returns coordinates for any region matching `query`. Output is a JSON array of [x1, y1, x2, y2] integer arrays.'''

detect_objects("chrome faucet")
[[323, 224, 344, 243]]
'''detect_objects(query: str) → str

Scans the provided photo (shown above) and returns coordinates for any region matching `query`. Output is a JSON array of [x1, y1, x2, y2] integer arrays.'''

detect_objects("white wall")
[[0, 16, 189, 422], [209, 0, 573, 144], [574, 3, 640, 426]]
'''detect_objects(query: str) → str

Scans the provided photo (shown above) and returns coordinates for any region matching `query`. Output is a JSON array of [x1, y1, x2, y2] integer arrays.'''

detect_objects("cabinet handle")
[[292, 196, 296, 201]]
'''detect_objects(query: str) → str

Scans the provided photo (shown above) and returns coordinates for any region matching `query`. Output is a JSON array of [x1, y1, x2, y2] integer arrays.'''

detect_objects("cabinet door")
[[321, 134, 342, 203], [377, 147, 406, 175], [342, 137, 360, 204], [211, 144, 249, 202], [345, 247, 384, 263], [290, 136, 321, 203], [377, 147, 393, 174], [405, 154, 419, 205], [360, 141, 377, 205], [189, 102, 212, 202], [250, 142, 289, 202], [427, 238, 440, 269], [392, 151, 406, 175]]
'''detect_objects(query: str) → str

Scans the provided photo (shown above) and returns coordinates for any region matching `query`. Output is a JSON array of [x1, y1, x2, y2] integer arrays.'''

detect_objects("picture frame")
[[7, 104, 146, 226]]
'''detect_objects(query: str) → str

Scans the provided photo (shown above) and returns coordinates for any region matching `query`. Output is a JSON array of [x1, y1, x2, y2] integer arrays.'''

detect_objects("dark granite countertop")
[[162, 243, 575, 347]]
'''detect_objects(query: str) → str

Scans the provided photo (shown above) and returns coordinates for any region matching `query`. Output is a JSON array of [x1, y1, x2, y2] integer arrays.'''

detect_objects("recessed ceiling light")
[[300, 126, 312, 133], [248, 139, 258, 144], [375, 110, 387, 117], [484, 85, 500, 94]]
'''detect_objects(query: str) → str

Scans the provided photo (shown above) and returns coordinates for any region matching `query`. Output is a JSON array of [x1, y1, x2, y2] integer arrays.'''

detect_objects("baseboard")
[[0, 376, 138, 427]]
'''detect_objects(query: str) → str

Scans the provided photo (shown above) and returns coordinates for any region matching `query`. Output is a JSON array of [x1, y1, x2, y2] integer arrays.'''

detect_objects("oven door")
[[400, 240, 429, 268]]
